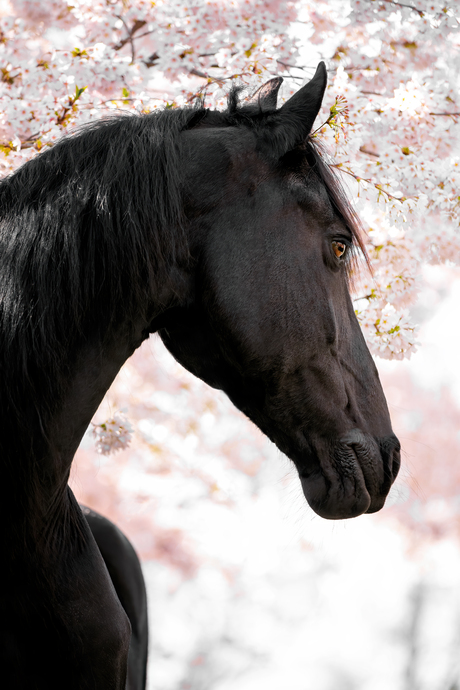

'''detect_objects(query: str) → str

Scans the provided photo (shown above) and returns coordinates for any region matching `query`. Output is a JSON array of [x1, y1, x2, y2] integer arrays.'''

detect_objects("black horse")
[[0, 62, 400, 688]]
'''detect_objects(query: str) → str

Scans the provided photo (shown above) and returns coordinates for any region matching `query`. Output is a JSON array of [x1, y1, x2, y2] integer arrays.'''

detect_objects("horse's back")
[[82, 507, 148, 690]]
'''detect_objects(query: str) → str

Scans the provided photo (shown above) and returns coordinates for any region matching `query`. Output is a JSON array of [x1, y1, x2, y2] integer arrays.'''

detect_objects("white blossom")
[[92, 413, 133, 455]]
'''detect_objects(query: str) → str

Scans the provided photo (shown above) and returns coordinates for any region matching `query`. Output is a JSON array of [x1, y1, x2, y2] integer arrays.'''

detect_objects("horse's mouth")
[[298, 430, 400, 520]]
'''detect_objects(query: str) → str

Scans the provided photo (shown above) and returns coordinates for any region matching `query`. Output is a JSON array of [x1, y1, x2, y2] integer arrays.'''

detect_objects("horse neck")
[[52, 330, 143, 465], [2, 318, 149, 556], [1, 324, 137, 686]]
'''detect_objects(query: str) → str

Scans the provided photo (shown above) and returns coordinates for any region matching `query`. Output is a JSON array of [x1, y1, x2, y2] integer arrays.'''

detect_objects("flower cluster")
[[0, 0, 300, 173], [92, 413, 133, 455], [356, 303, 418, 361]]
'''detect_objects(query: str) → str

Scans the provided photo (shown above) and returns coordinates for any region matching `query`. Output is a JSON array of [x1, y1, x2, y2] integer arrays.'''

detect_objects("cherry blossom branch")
[[359, 146, 380, 158], [0, 130, 52, 154], [430, 112, 460, 117], [0, 85, 89, 154], [184, 70, 263, 102], [354, 294, 374, 302], [132, 30, 155, 42], [1, 67, 18, 84], [113, 18, 147, 61], [333, 164, 409, 202], [376, 0, 425, 17], [276, 60, 309, 71], [376, 0, 459, 25], [311, 95, 349, 137], [55, 85, 88, 126], [189, 67, 209, 79]]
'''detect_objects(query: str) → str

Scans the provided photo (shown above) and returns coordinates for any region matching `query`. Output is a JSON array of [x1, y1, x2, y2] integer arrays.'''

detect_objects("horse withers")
[[0, 62, 399, 688]]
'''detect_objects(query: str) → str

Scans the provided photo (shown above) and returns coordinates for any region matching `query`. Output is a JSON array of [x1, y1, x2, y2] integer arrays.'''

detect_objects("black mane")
[[0, 108, 198, 448], [0, 106, 203, 544]]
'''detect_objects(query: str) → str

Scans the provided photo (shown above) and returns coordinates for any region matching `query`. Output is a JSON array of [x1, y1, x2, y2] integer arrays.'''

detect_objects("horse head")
[[158, 63, 400, 520]]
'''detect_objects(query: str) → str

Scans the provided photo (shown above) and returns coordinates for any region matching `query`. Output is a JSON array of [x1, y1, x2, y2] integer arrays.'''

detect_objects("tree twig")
[[359, 146, 380, 158], [377, 0, 425, 17], [113, 18, 147, 62], [430, 112, 460, 117], [333, 164, 408, 202]]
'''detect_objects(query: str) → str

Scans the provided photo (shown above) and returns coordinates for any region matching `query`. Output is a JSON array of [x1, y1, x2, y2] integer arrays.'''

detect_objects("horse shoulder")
[[82, 506, 148, 690]]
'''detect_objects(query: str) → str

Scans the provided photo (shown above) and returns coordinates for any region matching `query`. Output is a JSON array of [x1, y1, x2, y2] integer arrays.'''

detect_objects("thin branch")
[[133, 30, 154, 42], [430, 111, 460, 117], [276, 60, 309, 71], [189, 67, 209, 79], [113, 18, 147, 61], [377, 0, 425, 17], [0, 131, 42, 152], [184, 70, 263, 103], [378, 0, 459, 24], [359, 146, 380, 158], [143, 52, 159, 68], [333, 164, 408, 202], [277, 74, 305, 82], [188, 66, 260, 84], [353, 294, 374, 302]]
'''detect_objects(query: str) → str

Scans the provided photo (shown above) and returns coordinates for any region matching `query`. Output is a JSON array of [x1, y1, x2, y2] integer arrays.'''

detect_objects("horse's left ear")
[[263, 62, 327, 157]]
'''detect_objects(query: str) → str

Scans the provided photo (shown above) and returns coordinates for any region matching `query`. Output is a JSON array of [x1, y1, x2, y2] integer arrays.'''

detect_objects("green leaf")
[[75, 85, 87, 99], [72, 48, 88, 58], [244, 42, 257, 58]]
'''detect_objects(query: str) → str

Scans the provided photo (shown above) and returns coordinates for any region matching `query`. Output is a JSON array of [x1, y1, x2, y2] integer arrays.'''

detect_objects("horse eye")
[[332, 241, 347, 259]]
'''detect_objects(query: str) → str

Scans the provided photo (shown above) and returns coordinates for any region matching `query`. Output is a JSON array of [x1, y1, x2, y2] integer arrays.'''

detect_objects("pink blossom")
[[92, 413, 133, 455]]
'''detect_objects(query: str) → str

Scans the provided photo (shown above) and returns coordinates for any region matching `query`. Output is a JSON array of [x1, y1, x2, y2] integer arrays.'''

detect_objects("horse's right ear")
[[262, 62, 328, 158]]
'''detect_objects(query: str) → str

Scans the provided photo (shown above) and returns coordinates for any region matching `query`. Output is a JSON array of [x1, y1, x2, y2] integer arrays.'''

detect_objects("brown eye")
[[332, 240, 347, 259]]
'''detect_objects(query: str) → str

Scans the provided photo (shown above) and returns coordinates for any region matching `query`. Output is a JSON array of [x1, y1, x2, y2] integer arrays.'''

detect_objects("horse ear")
[[245, 77, 283, 112], [263, 62, 328, 157]]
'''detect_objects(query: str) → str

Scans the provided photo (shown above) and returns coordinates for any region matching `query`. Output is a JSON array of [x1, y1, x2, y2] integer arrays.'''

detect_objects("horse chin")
[[299, 429, 394, 520], [300, 469, 372, 520]]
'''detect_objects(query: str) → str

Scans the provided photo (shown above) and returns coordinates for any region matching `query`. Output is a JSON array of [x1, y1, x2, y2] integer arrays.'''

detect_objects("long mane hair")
[[0, 109, 197, 450], [0, 107, 200, 556]]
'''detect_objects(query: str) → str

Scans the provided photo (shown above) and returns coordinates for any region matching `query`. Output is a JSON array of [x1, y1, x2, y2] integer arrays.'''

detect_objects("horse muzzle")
[[299, 429, 400, 520]]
